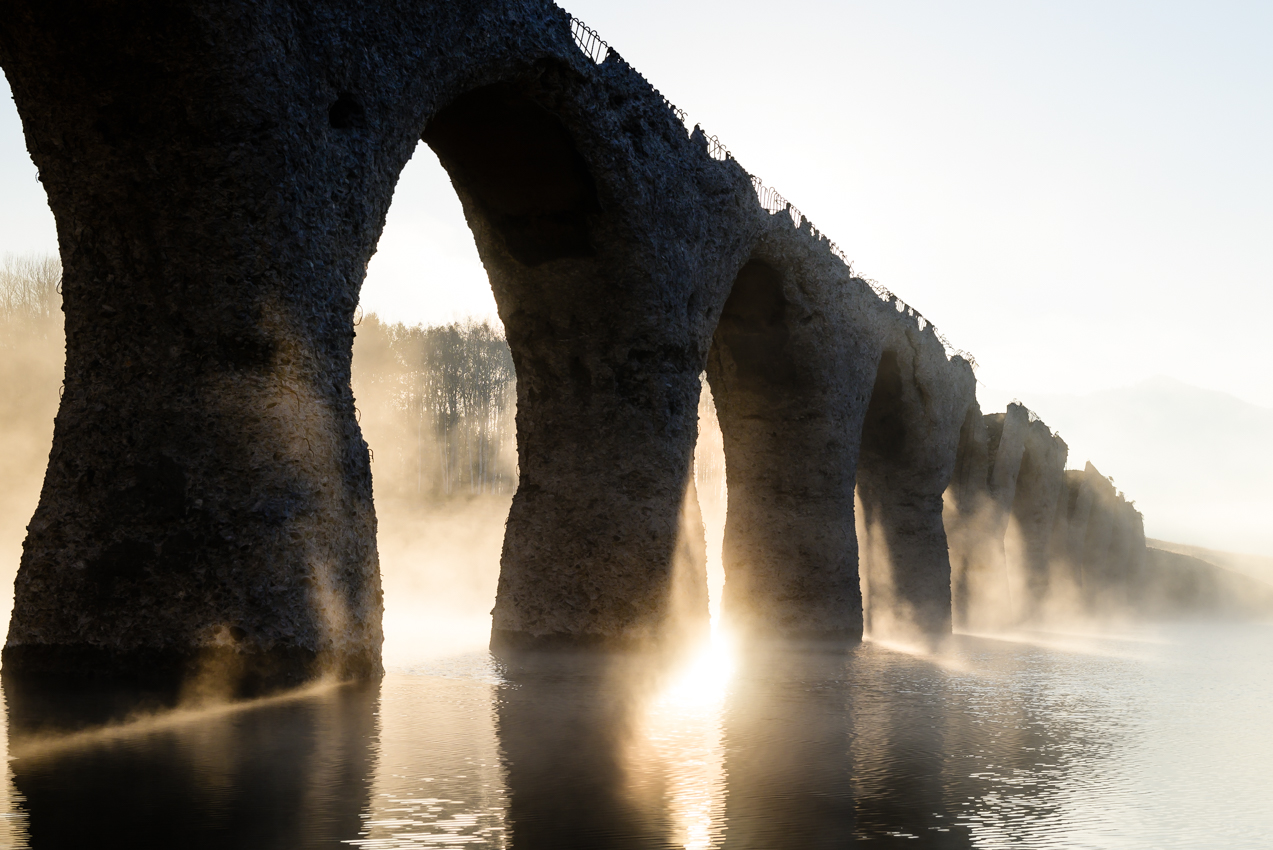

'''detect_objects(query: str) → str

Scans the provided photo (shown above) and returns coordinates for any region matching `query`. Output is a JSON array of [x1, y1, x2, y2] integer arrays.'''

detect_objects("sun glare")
[[631, 633, 736, 849], [658, 632, 737, 709]]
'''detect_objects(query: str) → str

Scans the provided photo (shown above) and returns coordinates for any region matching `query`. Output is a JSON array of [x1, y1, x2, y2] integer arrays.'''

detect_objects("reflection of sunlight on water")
[[381, 610, 492, 669], [6, 679, 346, 762], [632, 634, 735, 849], [958, 630, 1159, 663], [866, 636, 974, 674], [661, 632, 736, 709]]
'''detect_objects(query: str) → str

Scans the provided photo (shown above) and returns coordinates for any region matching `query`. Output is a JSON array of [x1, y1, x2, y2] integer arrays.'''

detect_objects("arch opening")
[[712, 260, 794, 392], [423, 82, 600, 267], [412, 73, 717, 649], [706, 258, 862, 642], [856, 346, 957, 643]]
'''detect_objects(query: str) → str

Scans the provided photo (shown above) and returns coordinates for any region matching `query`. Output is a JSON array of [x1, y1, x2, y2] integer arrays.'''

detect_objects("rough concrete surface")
[[946, 399, 989, 630], [706, 216, 877, 641], [946, 403, 1153, 630], [3, 0, 1145, 686], [946, 404, 1029, 629]]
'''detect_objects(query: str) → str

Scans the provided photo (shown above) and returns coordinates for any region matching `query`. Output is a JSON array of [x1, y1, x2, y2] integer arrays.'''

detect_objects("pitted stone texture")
[[0, 0, 582, 684], [1077, 463, 1117, 598], [706, 216, 881, 641], [1073, 463, 1145, 612], [944, 404, 1030, 631], [946, 399, 989, 630], [3, 0, 987, 675], [425, 57, 756, 647]]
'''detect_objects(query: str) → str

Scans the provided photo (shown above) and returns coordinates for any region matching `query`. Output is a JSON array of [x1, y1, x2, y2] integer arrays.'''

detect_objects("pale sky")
[[3, 2, 1272, 550], [5, 1, 1271, 404]]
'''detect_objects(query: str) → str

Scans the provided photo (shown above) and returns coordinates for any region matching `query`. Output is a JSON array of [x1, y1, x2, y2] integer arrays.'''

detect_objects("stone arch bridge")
[[0, 1, 1141, 689]]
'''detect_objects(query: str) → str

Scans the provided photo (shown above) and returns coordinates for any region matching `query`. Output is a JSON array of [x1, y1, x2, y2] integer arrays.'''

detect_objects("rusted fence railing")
[[568, 15, 610, 64], [564, 13, 975, 369], [567, 16, 688, 123]]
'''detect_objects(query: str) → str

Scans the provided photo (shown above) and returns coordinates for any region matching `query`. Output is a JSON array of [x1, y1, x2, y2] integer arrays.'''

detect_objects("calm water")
[[2, 622, 1271, 849]]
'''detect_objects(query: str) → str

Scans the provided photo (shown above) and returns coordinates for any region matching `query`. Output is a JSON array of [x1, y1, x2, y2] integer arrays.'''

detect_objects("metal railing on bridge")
[[564, 13, 976, 371]]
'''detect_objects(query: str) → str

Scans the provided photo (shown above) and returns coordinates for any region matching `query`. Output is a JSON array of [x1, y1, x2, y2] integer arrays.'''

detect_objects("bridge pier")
[[946, 400, 989, 630], [1078, 464, 1118, 605], [1007, 421, 1068, 618], [946, 404, 1029, 630], [422, 71, 752, 648], [0, 0, 466, 687], [2, 0, 994, 682], [856, 322, 974, 641], [706, 226, 879, 641]]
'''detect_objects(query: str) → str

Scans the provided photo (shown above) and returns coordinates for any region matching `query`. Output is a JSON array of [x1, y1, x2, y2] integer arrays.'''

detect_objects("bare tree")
[[352, 315, 517, 503]]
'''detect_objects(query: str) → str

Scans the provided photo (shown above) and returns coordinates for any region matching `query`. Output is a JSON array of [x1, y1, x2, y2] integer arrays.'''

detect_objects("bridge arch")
[[705, 220, 878, 641], [418, 58, 753, 649], [1, 3, 979, 690], [856, 314, 974, 641]]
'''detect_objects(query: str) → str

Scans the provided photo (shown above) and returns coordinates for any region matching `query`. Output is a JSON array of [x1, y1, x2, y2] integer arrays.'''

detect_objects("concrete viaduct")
[[0, 0, 1144, 690]]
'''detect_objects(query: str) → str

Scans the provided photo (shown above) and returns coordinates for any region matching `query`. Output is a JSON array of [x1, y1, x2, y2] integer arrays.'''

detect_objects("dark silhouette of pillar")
[[946, 400, 990, 630], [981, 405, 1030, 626], [1078, 463, 1117, 605], [706, 228, 880, 642], [425, 72, 753, 649], [1059, 469, 1096, 592], [856, 314, 975, 641], [0, 0, 461, 686]]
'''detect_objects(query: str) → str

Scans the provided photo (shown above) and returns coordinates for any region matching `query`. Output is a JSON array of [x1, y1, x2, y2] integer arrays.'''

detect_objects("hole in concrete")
[[329, 92, 367, 129], [423, 82, 599, 266]]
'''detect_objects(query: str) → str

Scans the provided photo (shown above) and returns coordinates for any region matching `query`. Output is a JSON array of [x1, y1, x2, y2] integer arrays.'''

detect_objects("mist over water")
[[3, 262, 1273, 847], [0, 256, 61, 630], [5, 623, 1273, 848]]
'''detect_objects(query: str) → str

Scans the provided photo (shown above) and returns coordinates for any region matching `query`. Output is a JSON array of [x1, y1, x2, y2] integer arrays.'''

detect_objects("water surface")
[[2, 623, 1271, 849]]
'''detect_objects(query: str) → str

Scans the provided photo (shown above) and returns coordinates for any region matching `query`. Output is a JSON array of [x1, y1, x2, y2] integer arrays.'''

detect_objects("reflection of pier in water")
[[2, 680, 378, 848], [0, 635, 1140, 848]]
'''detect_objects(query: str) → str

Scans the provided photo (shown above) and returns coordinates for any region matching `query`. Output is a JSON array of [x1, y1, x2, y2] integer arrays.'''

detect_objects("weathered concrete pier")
[[0, 0, 1144, 690], [947, 406, 1146, 631]]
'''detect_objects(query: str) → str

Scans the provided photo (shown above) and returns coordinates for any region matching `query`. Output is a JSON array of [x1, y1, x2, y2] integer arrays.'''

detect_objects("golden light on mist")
[[633, 633, 736, 850]]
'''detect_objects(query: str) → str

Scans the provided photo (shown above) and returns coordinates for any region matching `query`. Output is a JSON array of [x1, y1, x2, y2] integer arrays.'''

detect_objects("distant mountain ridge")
[[1148, 538, 1273, 587], [1003, 377, 1273, 556]]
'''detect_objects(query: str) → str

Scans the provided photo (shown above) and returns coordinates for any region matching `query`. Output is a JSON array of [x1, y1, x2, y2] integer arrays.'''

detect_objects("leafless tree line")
[[0, 254, 61, 340], [352, 315, 517, 501], [0, 255, 64, 576], [3, 254, 517, 504]]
